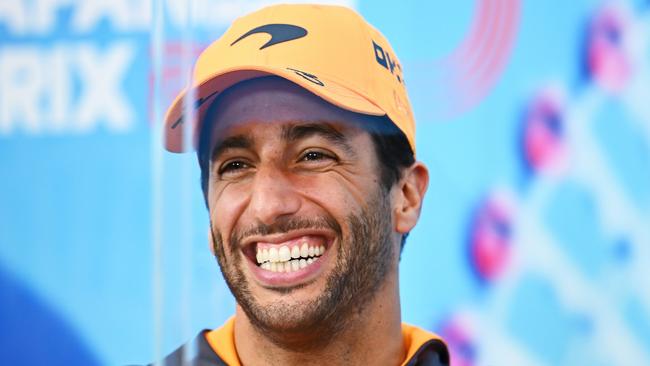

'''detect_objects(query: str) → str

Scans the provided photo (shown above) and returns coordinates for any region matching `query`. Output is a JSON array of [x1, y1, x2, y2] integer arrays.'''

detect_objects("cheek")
[[294, 174, 371, 216], [209, 183, 251, 246]]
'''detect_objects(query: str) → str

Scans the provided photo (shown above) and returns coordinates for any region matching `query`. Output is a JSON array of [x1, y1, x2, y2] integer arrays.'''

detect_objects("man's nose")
[[248, 167, 302, 225]]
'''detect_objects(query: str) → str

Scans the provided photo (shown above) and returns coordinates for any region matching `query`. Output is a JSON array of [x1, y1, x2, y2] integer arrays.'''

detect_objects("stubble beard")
[[210, 191, 395, 349]]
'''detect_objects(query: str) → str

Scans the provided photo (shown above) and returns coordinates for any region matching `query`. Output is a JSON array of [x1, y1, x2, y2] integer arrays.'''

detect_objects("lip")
[[242, 228, 335, 247], [242, 230, 335, 288]]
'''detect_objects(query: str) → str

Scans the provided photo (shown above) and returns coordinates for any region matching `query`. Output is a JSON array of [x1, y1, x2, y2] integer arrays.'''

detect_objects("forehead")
[[204, 77, 371, 147]]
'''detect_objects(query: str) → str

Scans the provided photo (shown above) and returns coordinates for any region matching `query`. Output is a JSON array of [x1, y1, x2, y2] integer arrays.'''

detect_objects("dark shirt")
[[141, 318, 450, 366]]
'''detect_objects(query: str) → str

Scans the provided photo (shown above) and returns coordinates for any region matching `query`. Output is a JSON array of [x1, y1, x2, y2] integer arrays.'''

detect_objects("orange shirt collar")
[[205, 317, 241, 366]]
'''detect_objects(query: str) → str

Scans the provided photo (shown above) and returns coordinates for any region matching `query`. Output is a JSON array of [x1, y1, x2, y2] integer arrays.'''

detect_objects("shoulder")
[[136, 330, 227, 366], [401, 323, 450, 366]]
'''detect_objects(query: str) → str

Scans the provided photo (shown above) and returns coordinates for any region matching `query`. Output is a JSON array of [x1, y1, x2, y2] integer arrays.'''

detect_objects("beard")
[[210, 190, 396, 348]]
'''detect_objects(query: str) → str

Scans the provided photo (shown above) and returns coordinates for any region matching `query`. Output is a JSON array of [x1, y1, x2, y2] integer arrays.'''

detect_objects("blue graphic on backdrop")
[[0, 262, 100, 366]]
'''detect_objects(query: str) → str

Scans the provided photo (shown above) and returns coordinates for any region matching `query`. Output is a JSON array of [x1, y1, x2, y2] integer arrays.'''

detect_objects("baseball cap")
[[163, 3, 416, 153]]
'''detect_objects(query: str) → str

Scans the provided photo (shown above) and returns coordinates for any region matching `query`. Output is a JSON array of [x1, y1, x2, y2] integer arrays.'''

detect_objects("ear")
[[393, 161, 429, 234]]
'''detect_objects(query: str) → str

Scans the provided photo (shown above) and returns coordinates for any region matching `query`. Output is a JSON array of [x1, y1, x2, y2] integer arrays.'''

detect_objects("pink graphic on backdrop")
[[148, 41, 206, 125], [438, 314, 476, 366], [469, 190, 516, 283], [586, 4, 633, 93], [434, 0, 521, 117], [522, 87, 568, 175]]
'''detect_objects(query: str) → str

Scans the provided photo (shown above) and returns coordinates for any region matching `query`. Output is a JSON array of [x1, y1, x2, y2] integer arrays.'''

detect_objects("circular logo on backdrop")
[[585, 3, 633, 93], [468, 190, 517, 284], [522, 86, 567, 175]]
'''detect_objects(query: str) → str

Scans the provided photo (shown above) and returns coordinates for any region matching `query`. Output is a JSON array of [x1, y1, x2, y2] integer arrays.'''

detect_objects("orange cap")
[[164, 4, 416, 153]]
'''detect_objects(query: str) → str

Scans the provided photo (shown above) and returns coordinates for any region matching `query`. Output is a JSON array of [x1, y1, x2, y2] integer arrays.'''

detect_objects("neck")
[[234, 273, 404, 366]]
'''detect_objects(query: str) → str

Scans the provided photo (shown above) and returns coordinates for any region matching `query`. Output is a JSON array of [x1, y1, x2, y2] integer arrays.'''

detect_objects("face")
[[204, 77, 400, 340]]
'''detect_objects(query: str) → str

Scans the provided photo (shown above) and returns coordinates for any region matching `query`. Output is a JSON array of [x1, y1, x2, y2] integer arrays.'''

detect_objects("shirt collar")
[[204, 317, 450, 366]]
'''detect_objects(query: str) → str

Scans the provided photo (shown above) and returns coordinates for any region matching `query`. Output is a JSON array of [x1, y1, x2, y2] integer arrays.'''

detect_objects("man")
[[157, 4, 449, 366]]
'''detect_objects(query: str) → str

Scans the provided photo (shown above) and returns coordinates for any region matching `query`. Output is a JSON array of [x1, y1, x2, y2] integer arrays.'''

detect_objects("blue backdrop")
[[1, 1, 650, 365]]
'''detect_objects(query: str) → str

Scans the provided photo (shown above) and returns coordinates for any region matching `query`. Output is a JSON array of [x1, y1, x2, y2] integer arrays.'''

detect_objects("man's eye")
[[300, 151, 335, 162], [218, 160, 250, 175]]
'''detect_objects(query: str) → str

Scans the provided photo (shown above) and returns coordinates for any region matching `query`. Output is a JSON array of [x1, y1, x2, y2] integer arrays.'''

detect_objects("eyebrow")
[[210, 135, 254, 162], [209, 121, 356, 162], [282, 122, 355, 155]]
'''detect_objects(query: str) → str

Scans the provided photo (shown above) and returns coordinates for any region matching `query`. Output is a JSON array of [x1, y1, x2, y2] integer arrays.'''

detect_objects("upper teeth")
[[256, 242, 325, 267]]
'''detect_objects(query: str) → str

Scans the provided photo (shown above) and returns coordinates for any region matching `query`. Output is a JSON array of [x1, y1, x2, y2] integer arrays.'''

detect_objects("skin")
[[204, 77, 429, 366]]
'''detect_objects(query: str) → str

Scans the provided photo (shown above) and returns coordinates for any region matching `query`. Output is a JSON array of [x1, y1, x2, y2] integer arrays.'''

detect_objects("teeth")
[[268, 247, 279, 263], [257, 242, 327, 270], [291, 246, 300, 259], [259, 255, 322, 272], [279, 246, 291, 262], [300, 243, 309, 257]]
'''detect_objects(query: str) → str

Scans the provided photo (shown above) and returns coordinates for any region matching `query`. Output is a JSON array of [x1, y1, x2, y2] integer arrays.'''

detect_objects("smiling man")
[[156, 4, 449, 366]]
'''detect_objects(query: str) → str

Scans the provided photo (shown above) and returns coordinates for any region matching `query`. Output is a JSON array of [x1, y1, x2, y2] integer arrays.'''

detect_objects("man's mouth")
[[255, 241, 326, 273], [240, 231, 333, 286]]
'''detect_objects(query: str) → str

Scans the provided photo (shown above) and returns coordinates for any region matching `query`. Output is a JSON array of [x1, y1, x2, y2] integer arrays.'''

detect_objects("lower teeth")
[[261, 257, 319, 272]]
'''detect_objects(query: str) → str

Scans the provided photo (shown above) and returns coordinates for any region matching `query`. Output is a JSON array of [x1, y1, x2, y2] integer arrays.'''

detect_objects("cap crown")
[[164, 4, 415, 153]]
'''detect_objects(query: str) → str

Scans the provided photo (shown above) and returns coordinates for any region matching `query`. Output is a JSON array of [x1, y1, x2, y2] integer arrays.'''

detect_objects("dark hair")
[[196, 95, 415, 252], [363, 115, 416, 192], [362, 116, 415, 252]]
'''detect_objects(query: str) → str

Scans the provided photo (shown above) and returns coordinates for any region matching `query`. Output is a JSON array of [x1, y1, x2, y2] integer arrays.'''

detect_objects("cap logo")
[[287, 67, 324, 86], [170, 89, 220, 130], [231, 24, 308, 50], [372, 40, 404, 84]]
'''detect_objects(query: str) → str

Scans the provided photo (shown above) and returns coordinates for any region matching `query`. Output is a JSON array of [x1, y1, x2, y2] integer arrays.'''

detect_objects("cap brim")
[[163, 66, 386, 152]]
